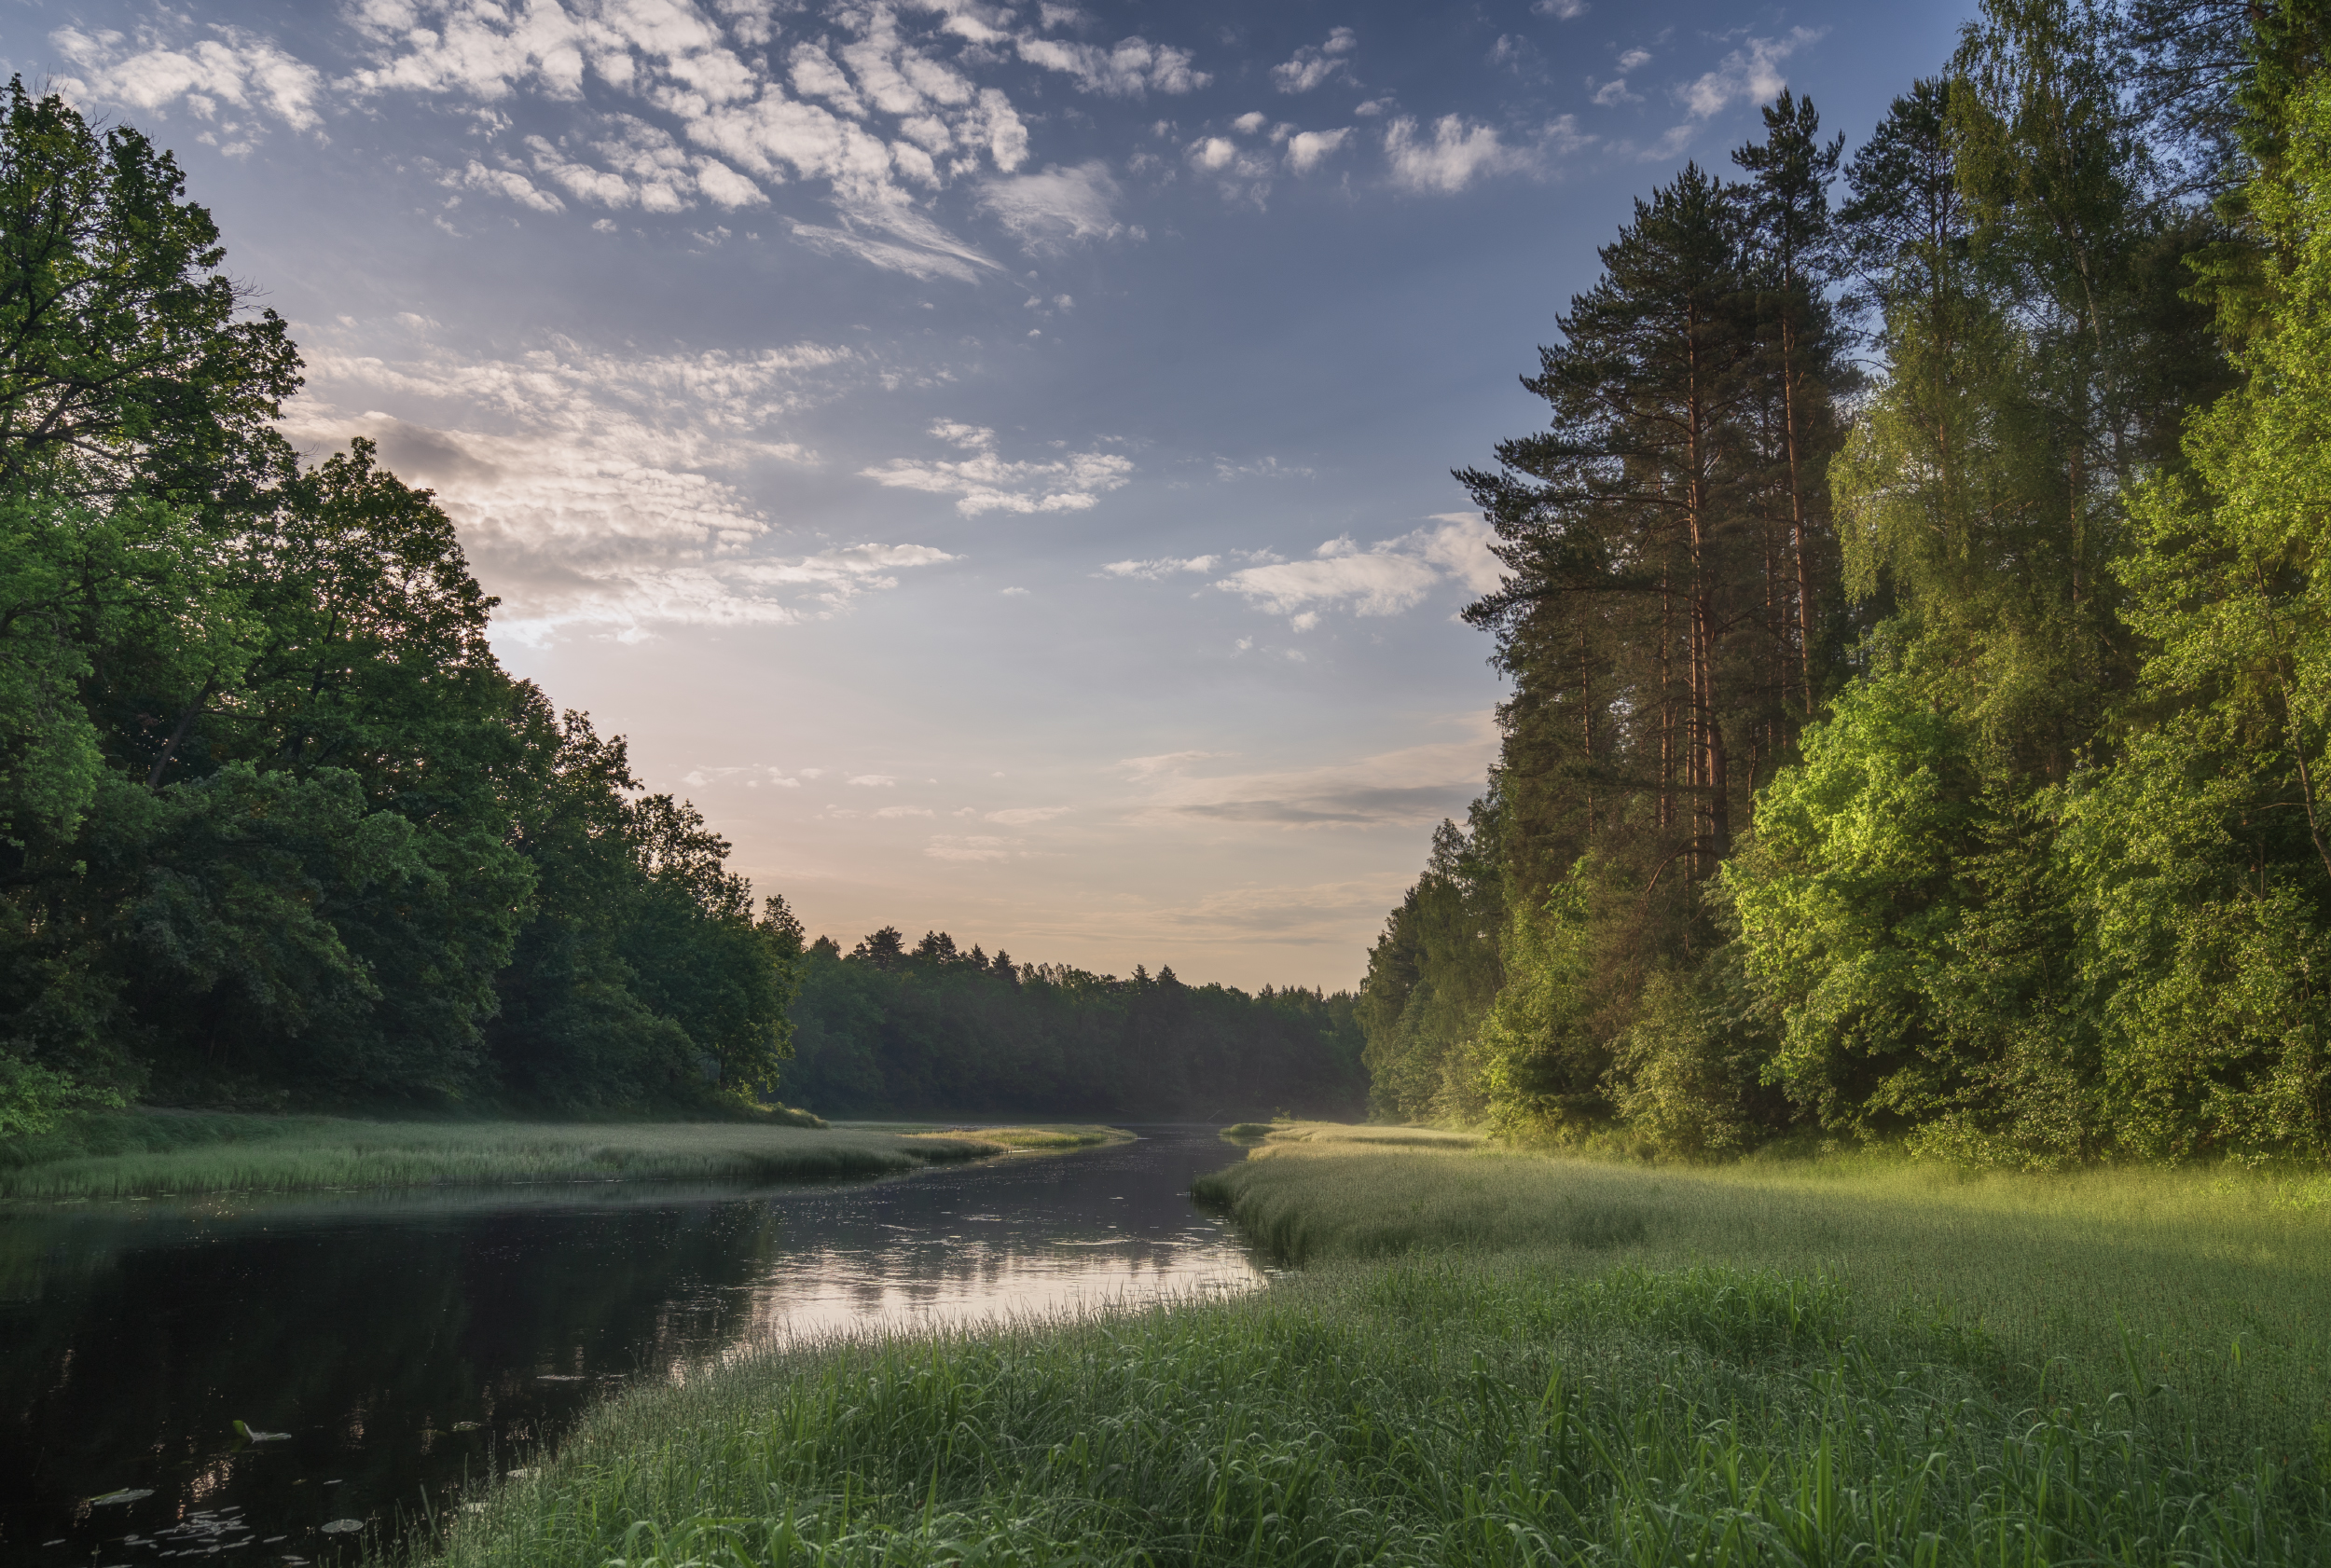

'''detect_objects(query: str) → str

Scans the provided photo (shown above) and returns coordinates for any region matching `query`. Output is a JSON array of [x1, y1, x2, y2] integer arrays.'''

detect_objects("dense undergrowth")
[[418, 1134, 2331, 1566]]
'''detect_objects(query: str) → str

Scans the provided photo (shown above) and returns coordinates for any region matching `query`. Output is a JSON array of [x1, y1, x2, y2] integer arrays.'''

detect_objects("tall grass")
[[0, 1119, 994, 1201], [417, 1133, 2331, 1566]]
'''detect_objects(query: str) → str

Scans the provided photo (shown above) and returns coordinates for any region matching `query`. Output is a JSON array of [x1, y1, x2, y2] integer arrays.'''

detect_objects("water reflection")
[[0, 1126, 1261, 1563]]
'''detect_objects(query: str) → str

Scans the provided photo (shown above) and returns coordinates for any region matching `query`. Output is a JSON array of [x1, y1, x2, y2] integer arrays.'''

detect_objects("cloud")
[[1117, 750, 1232, 776], [875, 805, 934, 818], [1382, 115, 1541, 193], [850, 774, 899, 788], [52, 23, 326, 134], [454, 159, 567, 212], [926, 833, 1019, 861], [1283, 127, 1353, 175], [986, 805, 1071, 823], [1016, 35, 1209, 96], [977, 161, 1124, 253], [1270, 28, 1358, 94], [862, 422, 1134, 515], [1532, 0, 1589, 16], [1677, 29, 1824, 120], [1123, 724, 1498, 832], [282, 331, 960, 636], [1208, 516, 1500, 623], [1101, 556, 1219, 580]]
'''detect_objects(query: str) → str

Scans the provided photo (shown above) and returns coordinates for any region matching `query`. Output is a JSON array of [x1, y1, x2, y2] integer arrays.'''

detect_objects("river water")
[[0, 1125, 1265, 1564]]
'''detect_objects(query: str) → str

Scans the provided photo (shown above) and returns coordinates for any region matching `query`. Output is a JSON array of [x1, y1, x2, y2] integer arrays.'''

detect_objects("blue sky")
[[12, 0, 1971, 987]]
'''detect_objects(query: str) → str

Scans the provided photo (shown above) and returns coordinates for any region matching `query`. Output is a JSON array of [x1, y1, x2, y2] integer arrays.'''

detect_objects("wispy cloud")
[[862, 422, 1134, 515], [1270, 28, 1358, 94], [1677, 29, 1824, 120], [1122, 724, 1497, 832], [977, 160, 1125, 254], [1210, 516, 1501, 625], [1382, 115, 1582, 193]]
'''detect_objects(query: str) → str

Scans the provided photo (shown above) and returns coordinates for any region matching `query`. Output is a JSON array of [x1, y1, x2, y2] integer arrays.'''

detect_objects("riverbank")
[[421, 1124, 2331, 1566], [0, 1114, 1010, 1201]]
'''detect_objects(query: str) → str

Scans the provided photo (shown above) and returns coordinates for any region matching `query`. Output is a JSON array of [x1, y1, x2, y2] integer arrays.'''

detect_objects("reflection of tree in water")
[[0, 1199, 782, 1550]]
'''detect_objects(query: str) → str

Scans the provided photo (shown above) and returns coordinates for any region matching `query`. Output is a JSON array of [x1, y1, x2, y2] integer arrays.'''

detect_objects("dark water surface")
[[0, 1125, 1263, 1565]]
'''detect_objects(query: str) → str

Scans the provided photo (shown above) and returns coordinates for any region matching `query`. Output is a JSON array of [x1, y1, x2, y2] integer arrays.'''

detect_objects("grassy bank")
[[0, 1116, 995, 1202], [418, 1128, 2331, 1565]]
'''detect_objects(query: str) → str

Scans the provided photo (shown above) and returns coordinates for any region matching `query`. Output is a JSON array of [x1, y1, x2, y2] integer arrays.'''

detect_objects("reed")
[[416, 1132, 2331, 1566]]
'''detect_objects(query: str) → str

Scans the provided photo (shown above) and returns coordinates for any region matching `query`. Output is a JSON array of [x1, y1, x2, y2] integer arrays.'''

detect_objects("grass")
[[909, 1125, 1134, 1151], [0, 1117, 995, 1202], [416, 1129, 2331, 1567]]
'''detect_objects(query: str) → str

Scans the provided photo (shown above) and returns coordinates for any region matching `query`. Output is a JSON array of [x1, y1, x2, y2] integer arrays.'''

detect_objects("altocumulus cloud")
[[51, 0, 1207, 282], [282, 331, 957, 637]]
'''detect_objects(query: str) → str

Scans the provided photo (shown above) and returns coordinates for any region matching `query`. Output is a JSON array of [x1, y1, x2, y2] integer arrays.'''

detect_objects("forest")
[[1360, 0, 2331, 1167], [781, 927, 1366, 1119]]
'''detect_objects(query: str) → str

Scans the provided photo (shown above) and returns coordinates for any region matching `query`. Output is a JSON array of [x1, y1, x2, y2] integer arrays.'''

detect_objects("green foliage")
[[781, 934, 1364, 1121]]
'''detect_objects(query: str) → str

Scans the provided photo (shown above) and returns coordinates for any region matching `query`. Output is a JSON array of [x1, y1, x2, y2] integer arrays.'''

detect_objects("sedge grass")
[[0, 1119, 994, 1202], [415, 1130, 2331, 1566]]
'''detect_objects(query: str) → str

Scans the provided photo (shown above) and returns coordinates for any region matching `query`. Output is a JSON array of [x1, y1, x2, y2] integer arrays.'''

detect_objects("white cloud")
[[1270, 27, 1358, 94], [283, 331, 961, 637], [1209, 516, 1500, 623], [1382, 115, 1539, 193], [1016, 34, 1209, 96], [850, 774, 900, 788], [454, 159, 567, 212], [977, 161, 1124, 253], [1118, 750, 1233, 776], [1618, 48, 1654, 71], [1532, 0, 1589, 16], [53, 23, 325, 132], [1101, 556, 1219, 580], [1678, 29, 1824, 120], [875, 805, 935, 818], [862, 422, 1133, 515], [1284, 127, 1352, 175]]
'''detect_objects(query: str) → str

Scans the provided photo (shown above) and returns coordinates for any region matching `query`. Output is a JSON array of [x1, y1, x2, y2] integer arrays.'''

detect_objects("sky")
[[9, 0, 1973, 990]]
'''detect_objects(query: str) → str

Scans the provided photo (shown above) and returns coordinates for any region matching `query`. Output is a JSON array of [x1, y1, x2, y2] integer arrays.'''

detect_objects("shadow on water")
[[0, 1125, 1262, 1563]]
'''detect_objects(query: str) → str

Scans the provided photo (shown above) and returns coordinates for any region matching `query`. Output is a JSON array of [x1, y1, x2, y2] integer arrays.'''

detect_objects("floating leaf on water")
[[233, 1420, 290, 1442], [449, 1421, 481, 1431], [321, 1479, 342, 1485], [86, 1490, 153, 1506], [536, 1374, 584, 1382], [318, 1519, 364, 1534]]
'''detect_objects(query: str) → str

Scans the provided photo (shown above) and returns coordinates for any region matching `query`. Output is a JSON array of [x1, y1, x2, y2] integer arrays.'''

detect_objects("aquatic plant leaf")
[[450, 1421, 482, 1431], [86, 1490, 153, 1506], [318, 1519, 363, 1534], [233, 1419, 290, 1441]]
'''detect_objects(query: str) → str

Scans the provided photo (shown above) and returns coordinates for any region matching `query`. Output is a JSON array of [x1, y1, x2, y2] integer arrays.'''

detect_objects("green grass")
[[918, 1125, 1133, 1150], [418, 1130, 2331, 1567], [0, 1117, 994, 1202]]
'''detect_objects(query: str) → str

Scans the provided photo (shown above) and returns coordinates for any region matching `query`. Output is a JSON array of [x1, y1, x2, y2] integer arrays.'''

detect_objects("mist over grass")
[[417, 1131, 2331, 1567]]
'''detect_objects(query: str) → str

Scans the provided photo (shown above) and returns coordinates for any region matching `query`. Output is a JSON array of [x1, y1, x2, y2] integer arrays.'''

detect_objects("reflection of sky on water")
[[0, 1127, 1261, 1564]]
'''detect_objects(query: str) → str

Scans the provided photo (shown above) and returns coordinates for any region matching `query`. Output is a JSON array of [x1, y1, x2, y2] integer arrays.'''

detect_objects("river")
[[0, 1124, 1265, 1564]]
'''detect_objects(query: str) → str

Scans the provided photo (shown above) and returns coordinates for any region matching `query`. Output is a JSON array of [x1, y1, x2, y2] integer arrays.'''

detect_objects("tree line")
[[1362, 0, 2331, 1166], [0, 82, 799, 1132], [780, 926, 1368, 1121]]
